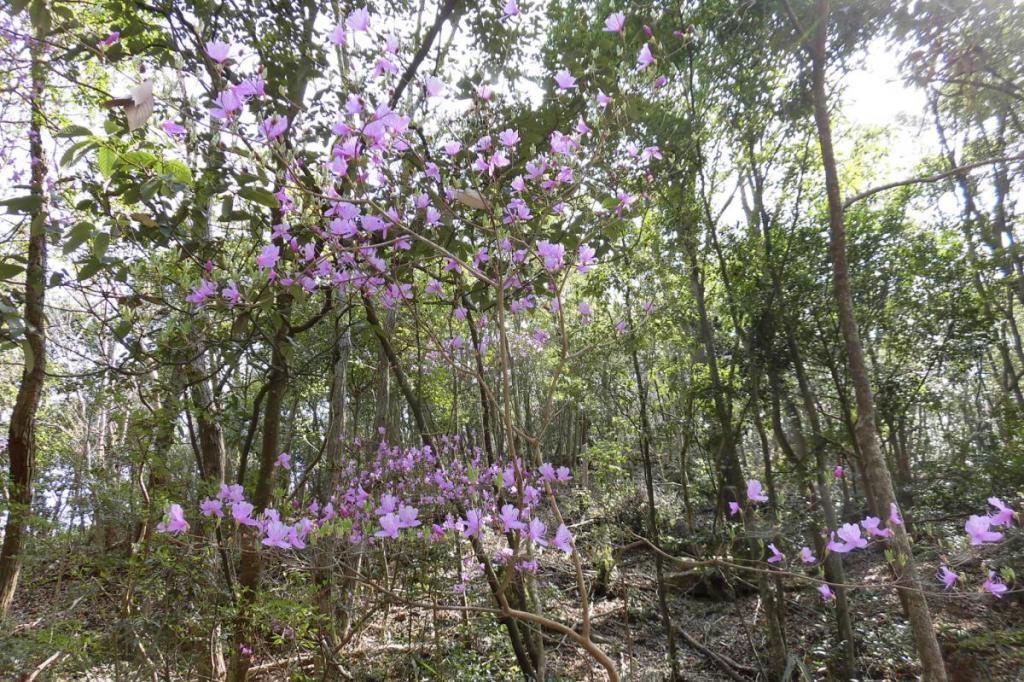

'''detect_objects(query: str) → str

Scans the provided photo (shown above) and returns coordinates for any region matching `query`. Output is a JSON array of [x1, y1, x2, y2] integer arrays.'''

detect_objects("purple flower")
[[499, 504, 525, 532], [205, 40, 232, 63], [99, 31, 120, 48], [499, 128, 520, 147], [597, 90, 612, 107], [767, 543, 784, 563], [525, 517, 548, 546], [329, 21, 347, 45], [161, 120, 187, 138], [376, 513, 400, 538], [800, 546, 817, 564], [275, 452, 291, 469], [397, 504, 421, 528], [347, 7, 371, 32], [257, 244, 280, 270], [983, 571, 1008, 598], [965, 515, 1003, 545], [554, 524, 574, 554], [889, 502, 903, 526], [425, 77, 446, 98], [746, 479, 768, 503], [262, 520, 292, 549], [861, 516, 892, 538], [210, 89, 243, 120], [728, 501, 741, 517], [989, 497, 1016, 527], [232, 501, 259, 527], [200, 498, 224, 518], [833, 523, 868, 552], [219, 483, 244, 504], [577, 244, 596, 273], [536, 240, 565, 271], [818, 584, 835, 601], [833, 465, 844, 478], [938, 566, 958, 590], [637, 43, 655, 68], [157, 503, 189, 534], [260, 115, 288, 141], [502, 0, 520, 19], [462, 509, 484, 539], [603, 11, 625, 33], [538, 462, 556, 482], [554, 69, 577, 90]]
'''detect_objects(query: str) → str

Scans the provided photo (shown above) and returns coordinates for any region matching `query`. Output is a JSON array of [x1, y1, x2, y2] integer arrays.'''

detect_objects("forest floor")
[[2, 517, 1023, 680]]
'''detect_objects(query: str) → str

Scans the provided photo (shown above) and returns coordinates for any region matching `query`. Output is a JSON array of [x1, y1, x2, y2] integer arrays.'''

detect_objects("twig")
[[675, 627, 756, 681], [20, 651, 67, 682]]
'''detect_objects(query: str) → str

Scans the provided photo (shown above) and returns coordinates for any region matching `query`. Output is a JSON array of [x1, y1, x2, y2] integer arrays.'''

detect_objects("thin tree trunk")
[[0, 31, 48, 621], [803, 5, 947, 677]]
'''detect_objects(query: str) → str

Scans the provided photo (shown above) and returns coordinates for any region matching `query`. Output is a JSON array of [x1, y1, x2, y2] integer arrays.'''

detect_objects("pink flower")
[[938, 566, 958, 590], [728, 501, 741, 517], [329, 21, 347, 45], [462, 509, 484, 539], [275, 452, 291, 469], [424, 76, 446, 98], [554, 524, 574, 554], [376, 512, 400, 538], [637, 44, 655, 68], [260, 115, 288, 141], [502, 0, 520, 19], [833, 465, 844, 478], [603, 11, 625, 33], [525, 517, 548, 546], [860, 516, 892, 538], [554, 69, 576, 90], [965, 515, 1003, 545], [157, 503, 189, 534], [536, 240, 565, 271], [989, 497, 1016, 527], [262, 521, 292, 549], [800, 546, 817, 564], [767, 543, 784, 563], [983, 571, 1008, 598], [818, 584, 835, 601], [257, 244, 280, 270], [346, 7, 371, 32], [210, 89, 243, 120], [889, 502, 903, 526], [499, 504, 526, 532], [205, 40, 232, 63], [161, 120, 187, 138], [232, 501, 259, 527], [200, 498, 224, 518], [99, 31, 120, 48], [597, 90, 612, 107], [828, 523, 868, 553], [397, 504, 421, 528], [746, 479, 768, 503]]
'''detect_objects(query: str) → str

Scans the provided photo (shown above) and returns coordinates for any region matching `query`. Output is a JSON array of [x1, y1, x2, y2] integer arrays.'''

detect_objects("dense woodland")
[[1, 0, 1023, 679]]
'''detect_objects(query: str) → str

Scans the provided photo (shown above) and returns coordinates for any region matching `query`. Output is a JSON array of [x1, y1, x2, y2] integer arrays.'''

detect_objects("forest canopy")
[[0, 0, 1022, 680]]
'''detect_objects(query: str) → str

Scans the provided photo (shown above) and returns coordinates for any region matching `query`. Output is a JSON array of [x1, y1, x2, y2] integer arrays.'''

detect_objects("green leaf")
[[77, 258, 104, 281], [161, 159, 193, 185], [0, 195, 42, 214], [0, 262, 24, 279], [92, 232, 110, 260], [60, 140, 96, 169], [63, 222, 93, 254], [97, 147, 116, 178], [56, 125, 92, 138], [238, 187, 279, 209]]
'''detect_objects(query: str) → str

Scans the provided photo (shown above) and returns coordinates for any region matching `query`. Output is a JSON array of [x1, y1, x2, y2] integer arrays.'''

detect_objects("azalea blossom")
[[161, 120, 187, 138], [554, 69, 576, 90], [157, 503, 189, 534], [800, 546, 817, 564], [637, 43, 655, 68], [989, 497, 1016, 527], [232, 501, 259, 527], [728, 501, 741, 516], [818, 584, 835, 601], [200, 498, 224, 518], [833, 465, 844, 478], [746, 479, 768, 503], [965, 514, 1003, 545], [861, 516, 892, 538], [554, 524, 574, 554], [983, 571, 1008, 598], [603, 11, 625, 33], [205, 40, 232, 63], [376, 513, 400, 538], [828, 523, 868, 553], [938, 566, 958, 590], [260, 115, 288, 141], [275, 452, 291, 469], [767, 543, 785, 563], [347, 7, 371, 32], [889, 502, 903, 526]]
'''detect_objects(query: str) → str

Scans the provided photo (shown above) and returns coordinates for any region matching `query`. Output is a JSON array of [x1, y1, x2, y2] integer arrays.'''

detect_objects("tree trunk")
[[805, 5, 947, 678], [0, 31, 48, 621]]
